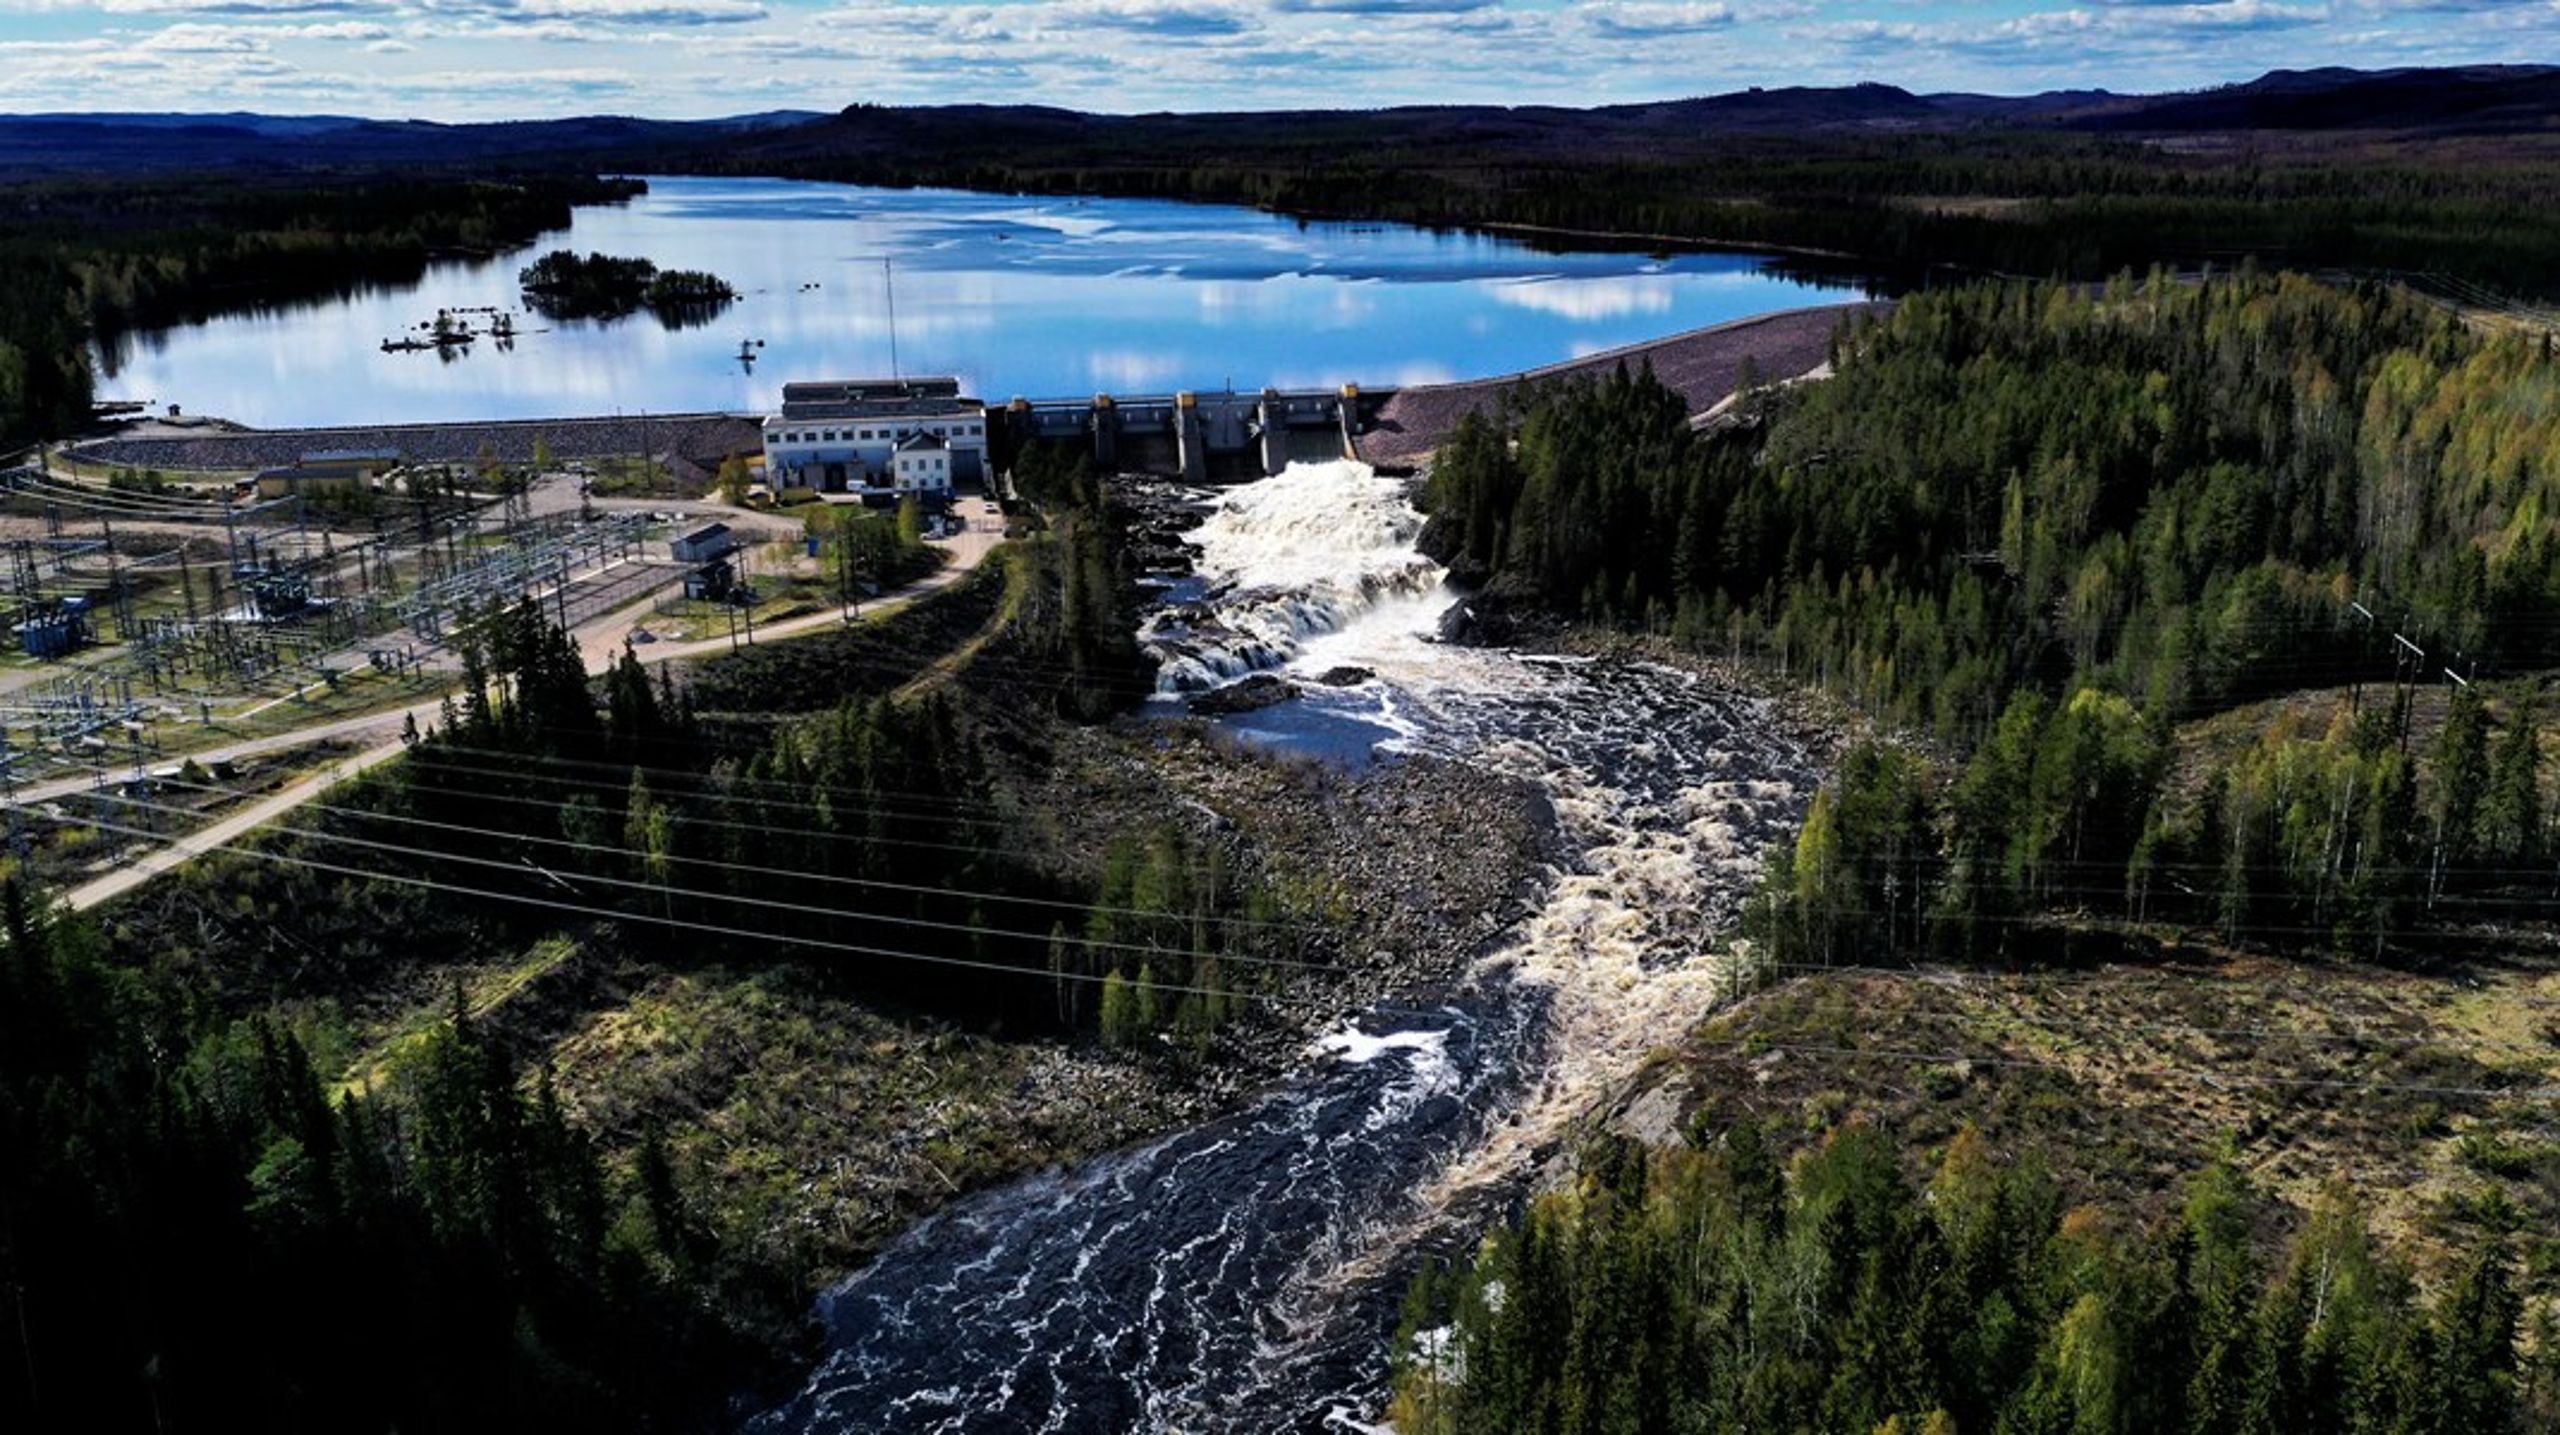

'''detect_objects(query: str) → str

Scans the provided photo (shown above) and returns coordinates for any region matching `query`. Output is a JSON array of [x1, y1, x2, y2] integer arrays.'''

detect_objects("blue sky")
[[0, 0, 2547, 119]]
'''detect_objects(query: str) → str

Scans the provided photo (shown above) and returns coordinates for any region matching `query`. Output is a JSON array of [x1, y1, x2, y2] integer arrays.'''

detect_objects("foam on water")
[[756, 467, 1821, 1433], [1142, 460, 1450, 693]]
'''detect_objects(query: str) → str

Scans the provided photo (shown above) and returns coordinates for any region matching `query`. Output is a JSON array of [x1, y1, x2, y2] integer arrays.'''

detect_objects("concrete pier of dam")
[[995, 386, 1380, 484]]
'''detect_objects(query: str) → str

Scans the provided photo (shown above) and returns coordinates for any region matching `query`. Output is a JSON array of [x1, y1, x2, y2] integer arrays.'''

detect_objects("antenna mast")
[[883, 257, 901, 384]]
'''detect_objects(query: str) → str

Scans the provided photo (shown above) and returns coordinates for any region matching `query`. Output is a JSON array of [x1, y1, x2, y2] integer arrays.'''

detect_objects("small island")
[[517, 248, 738, 324]]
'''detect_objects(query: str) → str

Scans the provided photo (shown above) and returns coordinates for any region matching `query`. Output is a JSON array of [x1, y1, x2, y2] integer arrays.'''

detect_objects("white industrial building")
[[761, 377, 987, 501]]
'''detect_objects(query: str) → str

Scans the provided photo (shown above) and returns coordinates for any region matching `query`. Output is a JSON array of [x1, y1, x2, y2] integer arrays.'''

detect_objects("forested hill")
[[695, 66, 2560, 299], [1390, 1126, 2554, 1433], [1430, 272, 2556, 730], [1392, 270, 2560, 1434], [9, 65, 2560, 447], [1424, 271, 2556, 959], [13, 65, 2560, 302]]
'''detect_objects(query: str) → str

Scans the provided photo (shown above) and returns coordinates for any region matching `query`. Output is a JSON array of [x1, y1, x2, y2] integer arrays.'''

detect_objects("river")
[[93, 176, 1860, 429], [749, 462, 1821, 1432]]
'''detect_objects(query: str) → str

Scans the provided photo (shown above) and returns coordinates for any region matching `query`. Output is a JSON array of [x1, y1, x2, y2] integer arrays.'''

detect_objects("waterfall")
[[1140, 460, 1450, 694], [753, 467, 1824, 1434]]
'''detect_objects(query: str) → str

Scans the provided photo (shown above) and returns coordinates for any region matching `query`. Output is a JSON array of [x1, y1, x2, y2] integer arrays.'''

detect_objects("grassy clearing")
[[334, 935, 587, 1099], [1647, 939, 2560, 1296], [543, 962, 1194, 1287], [212, 666, 444, 735]]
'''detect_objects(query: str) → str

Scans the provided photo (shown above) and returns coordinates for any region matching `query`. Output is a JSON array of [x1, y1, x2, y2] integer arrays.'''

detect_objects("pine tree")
[[2429, 1243, 2521, 1435], [1097, 968, 1134, 1048], [2180, 1158, 2259, 1433], [2431, 685, 2491, 895], [2479, 698, 2542, 870]]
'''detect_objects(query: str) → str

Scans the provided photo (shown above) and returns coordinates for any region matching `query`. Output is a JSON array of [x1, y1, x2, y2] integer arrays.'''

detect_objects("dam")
[[995, 385, 1387, 484]]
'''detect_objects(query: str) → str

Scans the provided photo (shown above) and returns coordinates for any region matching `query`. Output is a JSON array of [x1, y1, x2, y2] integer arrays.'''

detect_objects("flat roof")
[[775, 376, 980, 422], [782, 377, 960, 402]]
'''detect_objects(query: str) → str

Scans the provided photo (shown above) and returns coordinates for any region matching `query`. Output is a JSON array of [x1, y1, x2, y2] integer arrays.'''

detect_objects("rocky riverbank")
[[1017, 711, 1560, 1104]]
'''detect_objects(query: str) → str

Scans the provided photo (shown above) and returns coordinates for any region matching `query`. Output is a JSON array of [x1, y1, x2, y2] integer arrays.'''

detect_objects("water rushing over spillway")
[[1140, 461, 1448, 693], [753, 463, 1821, 1433]]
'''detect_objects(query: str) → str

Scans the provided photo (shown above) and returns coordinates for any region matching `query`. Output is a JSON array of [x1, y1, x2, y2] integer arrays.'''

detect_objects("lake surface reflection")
[[97, 175, 1863, 427]]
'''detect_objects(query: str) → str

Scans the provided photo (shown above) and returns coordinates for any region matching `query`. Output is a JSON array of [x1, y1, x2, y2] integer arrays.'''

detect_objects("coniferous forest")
[[1422, 272, 2556, 960], [6, 82, 2560, 1432], [0, 472, 1273, 1428], [1391, 1125, 2559, 1434], [1405, 270, 2560, 1426], [0, 878, 757, 1432]]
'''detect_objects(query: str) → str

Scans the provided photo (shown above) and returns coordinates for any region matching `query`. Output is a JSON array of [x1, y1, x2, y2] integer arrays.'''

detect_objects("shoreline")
[[69, 298, 1890, 477]]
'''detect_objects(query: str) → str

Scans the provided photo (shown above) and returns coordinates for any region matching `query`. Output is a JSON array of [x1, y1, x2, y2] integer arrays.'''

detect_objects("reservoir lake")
[[95, 175, 1864, 428]]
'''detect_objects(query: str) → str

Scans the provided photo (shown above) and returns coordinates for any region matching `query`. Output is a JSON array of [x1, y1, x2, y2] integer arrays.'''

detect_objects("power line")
[[377, 749, 1257, 882], [78, 783, 1344, 978], [412, 743, 1047, 834], [118, 773, 1338, 949], [70, 797, 2550, 1107], [50, 787, 2560, 1089], [65, 802, 1379, 1015], [166, 768, 1325, 934], [80, 765, 2560, 1029]]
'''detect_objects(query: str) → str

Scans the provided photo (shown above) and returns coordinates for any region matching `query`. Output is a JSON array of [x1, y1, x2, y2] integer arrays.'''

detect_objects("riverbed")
[[750, 462, 1825, 1431]]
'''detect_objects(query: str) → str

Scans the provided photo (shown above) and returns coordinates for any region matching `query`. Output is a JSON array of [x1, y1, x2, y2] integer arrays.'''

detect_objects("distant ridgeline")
[[1423, 270, 2559, 958], [517, 248, 737, 325], [718, 76, 2560, 301]]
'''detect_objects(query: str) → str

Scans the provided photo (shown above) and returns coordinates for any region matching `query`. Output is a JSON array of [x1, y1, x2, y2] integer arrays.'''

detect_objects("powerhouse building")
[[761, 378, 986, 500]]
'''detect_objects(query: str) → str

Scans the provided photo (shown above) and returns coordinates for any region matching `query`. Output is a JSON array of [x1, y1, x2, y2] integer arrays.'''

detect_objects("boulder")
[[1437, 595, 1517, 646], [1187, 673, 1301, 716]]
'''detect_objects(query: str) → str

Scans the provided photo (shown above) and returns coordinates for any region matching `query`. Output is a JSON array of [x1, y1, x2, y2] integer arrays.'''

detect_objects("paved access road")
[[46, 505, 1008, 911]]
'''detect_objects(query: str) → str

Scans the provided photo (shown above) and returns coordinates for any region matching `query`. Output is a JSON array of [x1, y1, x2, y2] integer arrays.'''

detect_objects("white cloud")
[[136, 21, 272, 48], [94, 0, 386, 13], [507, 0, 766, 23], [0, 0, 2552, 120], [1493, 275, 1678, 321], [1580, 1, 1737, 38]]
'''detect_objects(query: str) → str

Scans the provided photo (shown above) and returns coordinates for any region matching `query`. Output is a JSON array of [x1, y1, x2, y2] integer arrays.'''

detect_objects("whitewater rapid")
[[753, 461, 1820, 1432], [1140, 461, 1448, 693]]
